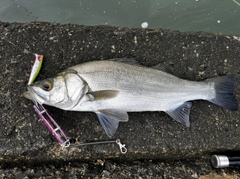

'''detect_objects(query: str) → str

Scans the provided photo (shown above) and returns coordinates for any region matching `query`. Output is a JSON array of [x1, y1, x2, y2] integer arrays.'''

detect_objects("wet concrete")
[[0, 21, 240, 178]]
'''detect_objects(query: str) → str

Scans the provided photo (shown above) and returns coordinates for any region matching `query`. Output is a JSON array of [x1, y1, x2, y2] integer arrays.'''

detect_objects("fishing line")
[[69, 138, 127, 154], [0, 0, 19, 12], [233, 0, 240, 6]]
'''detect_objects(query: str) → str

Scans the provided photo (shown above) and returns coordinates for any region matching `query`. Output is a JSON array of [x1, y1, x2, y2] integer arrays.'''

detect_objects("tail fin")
[[207, 75, 238, 111]]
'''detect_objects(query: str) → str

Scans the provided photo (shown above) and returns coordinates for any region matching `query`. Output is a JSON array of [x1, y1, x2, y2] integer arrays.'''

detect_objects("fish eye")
[[42, 80, 52, 91]]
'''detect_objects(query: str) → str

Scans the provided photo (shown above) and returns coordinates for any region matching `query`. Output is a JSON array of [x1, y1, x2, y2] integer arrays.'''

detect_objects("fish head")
[[26, 71, 87, 109]]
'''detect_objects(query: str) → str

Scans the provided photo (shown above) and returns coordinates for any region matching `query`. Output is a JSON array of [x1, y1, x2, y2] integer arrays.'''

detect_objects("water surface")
[[0, 0, 239, 35]]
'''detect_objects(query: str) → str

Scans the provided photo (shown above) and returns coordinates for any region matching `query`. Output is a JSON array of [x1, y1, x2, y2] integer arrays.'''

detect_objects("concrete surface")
[[0, 21, 240, 178]]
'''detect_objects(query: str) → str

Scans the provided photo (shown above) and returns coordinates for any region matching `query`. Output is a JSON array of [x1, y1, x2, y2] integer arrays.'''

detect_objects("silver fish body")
[[26, 59, 238, 137], [68, 61, 213, 111]]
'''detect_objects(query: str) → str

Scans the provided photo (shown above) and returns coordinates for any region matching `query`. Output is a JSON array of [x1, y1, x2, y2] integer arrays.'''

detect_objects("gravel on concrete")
[[0, 21, 240, 178]]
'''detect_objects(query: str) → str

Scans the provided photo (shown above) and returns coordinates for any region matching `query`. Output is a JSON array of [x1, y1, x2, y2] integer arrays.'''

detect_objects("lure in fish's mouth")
[[24, 86, 46, 105]]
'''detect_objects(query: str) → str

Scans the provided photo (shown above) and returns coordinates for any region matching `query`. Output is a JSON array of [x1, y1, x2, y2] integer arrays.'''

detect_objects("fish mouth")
[[23, 91, 33, 100], [24, 86, 46, 105]]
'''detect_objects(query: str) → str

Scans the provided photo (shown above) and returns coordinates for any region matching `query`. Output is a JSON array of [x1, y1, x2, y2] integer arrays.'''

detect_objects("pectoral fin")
[[87, 90, 119, 101], [96, 109, 129, 137], [166, 102, 192, 127]]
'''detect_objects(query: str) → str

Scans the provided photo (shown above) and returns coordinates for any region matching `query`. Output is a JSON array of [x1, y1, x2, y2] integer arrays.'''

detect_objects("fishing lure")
[[27, 55, 127, 152], [27, 54, 70, 147], [28, 54, 43, 85]]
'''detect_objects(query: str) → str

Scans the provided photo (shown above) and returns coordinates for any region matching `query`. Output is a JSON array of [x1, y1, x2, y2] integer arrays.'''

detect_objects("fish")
[[25, 59, 238, 137]]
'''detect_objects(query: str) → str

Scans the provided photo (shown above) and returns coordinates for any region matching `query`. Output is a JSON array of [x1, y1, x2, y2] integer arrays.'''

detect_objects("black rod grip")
[[211, 155, 240, 168]]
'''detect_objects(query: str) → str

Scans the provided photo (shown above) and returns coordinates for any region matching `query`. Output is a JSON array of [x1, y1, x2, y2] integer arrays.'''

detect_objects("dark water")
[[0, 0, 240, 35]]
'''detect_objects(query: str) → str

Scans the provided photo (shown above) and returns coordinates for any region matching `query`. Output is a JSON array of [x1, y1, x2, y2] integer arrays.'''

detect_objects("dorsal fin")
[[109, 58, 139, 65], [152, 61, 175, 75]]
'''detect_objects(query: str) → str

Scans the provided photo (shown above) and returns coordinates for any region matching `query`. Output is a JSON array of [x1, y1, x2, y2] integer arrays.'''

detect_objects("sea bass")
[[26, 59, 238, 137]]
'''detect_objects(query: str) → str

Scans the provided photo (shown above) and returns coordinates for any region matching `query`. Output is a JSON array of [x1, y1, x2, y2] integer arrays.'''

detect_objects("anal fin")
[[166, 102, 192, 127]]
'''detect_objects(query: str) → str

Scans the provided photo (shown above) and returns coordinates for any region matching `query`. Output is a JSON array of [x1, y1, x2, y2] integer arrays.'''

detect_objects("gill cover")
[[27, 70, 87, 109], [62, 72, 88, 109], [52, 71, 88, 109]]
